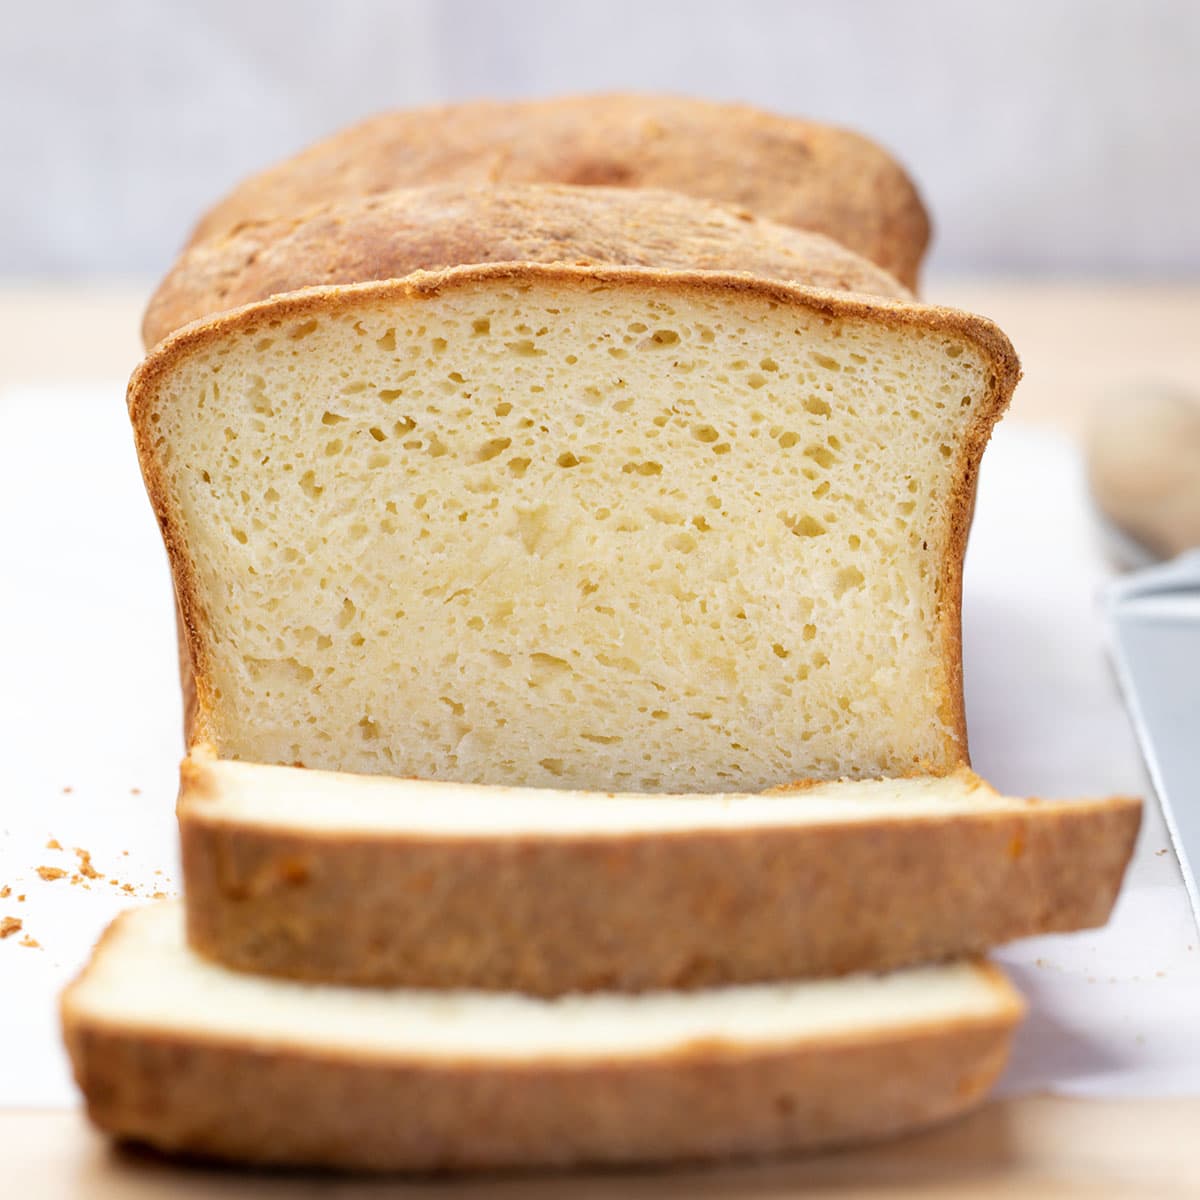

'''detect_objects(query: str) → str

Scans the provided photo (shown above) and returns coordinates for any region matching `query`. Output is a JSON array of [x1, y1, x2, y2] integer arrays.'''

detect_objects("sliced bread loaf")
[[179, 749, 1139, 993], [131, 263, 1017, 791], [63, 903, 1022, 1170], [184, 94, 931, 288], [143, 183, 911, 347]]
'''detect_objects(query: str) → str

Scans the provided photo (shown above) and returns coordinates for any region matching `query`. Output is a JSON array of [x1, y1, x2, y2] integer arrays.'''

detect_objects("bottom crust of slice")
[[67, 1019, 1015, 1172], [62, 906, 1022, 1172]]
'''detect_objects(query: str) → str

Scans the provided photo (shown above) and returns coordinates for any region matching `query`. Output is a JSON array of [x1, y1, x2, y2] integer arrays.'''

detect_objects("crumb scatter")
[[75, 848, 103, 880]]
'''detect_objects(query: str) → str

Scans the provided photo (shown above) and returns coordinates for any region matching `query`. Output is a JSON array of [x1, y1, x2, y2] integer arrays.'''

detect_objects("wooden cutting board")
[[6, 1097, 1199, 1198]]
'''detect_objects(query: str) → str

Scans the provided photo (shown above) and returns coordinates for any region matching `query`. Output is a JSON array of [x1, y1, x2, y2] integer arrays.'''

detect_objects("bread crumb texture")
[[147, 280, 991, 791], [0, 916, 22, 939]]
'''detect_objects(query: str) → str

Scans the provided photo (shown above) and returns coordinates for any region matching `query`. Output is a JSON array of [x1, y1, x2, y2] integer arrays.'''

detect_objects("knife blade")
[[1105, 549, 1200, 929]]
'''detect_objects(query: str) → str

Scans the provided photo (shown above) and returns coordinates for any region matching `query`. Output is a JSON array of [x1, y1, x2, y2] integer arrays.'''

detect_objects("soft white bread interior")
[[178, 750, 1140, 992], [132, 267, 1017, 791], [63, 903, 1023, 1170]]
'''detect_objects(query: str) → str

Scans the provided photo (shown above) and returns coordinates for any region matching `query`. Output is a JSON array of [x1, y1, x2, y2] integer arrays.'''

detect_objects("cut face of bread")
[[132, 267, 1018, 792], [179, 749, 1140, 993], [184, 93, 931, 289], [63, 903, 1022, 1170]]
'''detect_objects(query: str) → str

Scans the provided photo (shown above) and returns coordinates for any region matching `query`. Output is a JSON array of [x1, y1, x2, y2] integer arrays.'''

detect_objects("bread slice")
[[63, 903, 1022, 1171], [184, 93, 931, 288], [179, 748, 1139, 994], [130, 264, 1018, 791], [143, 183, 911, 348]]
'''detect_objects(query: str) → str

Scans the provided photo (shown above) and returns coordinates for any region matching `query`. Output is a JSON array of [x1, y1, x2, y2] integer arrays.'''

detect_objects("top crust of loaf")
[[183, 93, 931, 289], [144, 184, 911, 348], [130, 264, 1019, 785]]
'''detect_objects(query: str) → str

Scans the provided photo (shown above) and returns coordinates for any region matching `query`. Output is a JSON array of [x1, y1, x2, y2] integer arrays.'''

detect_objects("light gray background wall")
[[4, 0, 1197, 279]]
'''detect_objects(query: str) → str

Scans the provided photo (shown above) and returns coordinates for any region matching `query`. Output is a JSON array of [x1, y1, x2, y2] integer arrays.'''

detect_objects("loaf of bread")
[[131, 246, 1018, 791], [184, 94, 931, 289], [63, 903, 1022, 1171], [143, 184, 911, 347], [67, 95, 1136, 1177], [179, 748, 1139, 994]]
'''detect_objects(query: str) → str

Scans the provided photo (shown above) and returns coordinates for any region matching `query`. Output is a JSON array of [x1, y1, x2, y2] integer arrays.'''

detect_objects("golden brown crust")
[[128, 265, 1021, 762], [143, 183, 911, 347], [179, 779, 1139, 993], [185, 94, 931, 290], [171, 601, 197, 741], [62, 975, 1019, 1170]]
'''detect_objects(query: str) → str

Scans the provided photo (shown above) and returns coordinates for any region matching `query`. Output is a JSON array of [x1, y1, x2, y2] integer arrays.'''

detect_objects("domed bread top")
[[144, 183, 911, 347], [183, 93, 931, 289]]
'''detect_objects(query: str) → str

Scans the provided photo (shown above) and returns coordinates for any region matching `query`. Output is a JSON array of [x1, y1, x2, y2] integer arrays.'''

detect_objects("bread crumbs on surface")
[[130, 787, 142, 796], [19, 935, 39, 949], [62, 786, 73, 794], [75, 848, 102, 880], [1, 916, 22, 939], [0, 886, 9, 899], [121, 884, 135, 894], [151, 891, 167, 900], [46, 838, 62, 851], [36, 866, 67, 882], [17, 894, 25, 902]]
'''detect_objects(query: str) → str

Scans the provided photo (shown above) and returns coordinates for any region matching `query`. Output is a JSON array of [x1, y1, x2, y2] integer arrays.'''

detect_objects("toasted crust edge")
[[178, 755, 1139, 992], [61, 922, 1021, 1171], [128, 264, 1021, 771]]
